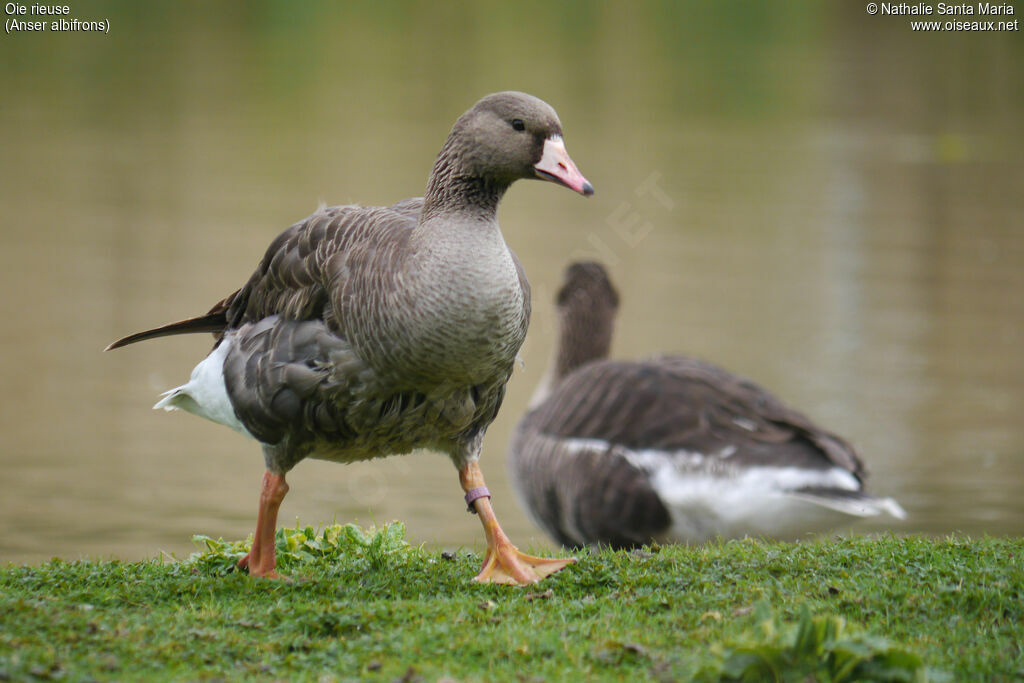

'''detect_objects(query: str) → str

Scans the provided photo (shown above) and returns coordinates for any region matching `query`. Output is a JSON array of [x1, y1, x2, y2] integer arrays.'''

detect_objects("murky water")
[[1, 2, 1021, 565]]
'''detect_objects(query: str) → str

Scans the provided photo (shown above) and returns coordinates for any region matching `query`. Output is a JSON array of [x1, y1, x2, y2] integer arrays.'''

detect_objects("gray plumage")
[[109, 92, 582, 475], [109, 92, 593, 584], [509, 262, 905, 549], [216, 196, 529, 474]]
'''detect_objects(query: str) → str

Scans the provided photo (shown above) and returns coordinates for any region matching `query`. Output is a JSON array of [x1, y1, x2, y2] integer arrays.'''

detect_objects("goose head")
[[460, 91, 594, 195], [425, 92, 593, 216]]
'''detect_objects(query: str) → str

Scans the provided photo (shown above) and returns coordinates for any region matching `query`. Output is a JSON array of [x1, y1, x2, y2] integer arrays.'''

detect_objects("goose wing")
[[106, 199, 423, 350], [533, 357, 864, 477]]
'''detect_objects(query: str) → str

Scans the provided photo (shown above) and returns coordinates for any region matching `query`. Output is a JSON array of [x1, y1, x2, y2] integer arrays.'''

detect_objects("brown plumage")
[[108, 92, 593, 583], [508, 262, 905, 549]]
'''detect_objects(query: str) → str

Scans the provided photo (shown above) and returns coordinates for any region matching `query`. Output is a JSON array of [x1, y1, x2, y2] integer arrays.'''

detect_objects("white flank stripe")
[[552, 435, 903, 543]]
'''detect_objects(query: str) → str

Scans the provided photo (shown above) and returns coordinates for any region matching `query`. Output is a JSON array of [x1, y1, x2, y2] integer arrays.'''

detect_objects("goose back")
[[528, 356, 863, 474]]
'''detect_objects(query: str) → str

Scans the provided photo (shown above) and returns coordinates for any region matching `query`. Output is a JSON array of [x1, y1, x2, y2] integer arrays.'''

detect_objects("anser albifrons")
[[508, 262, 905, 549], [107, 92, 593, 584]]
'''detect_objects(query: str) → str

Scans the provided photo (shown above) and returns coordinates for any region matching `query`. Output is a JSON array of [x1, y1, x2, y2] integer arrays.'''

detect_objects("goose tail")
[[104, 311, 227, 351]]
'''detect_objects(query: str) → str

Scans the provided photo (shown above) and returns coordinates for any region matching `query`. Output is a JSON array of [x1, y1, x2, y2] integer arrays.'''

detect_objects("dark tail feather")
[[104, 312, 227, 351]]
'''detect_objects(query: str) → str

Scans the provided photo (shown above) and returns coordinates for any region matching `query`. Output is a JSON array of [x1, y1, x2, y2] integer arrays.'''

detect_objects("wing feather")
[[526, 357, 865, 477], [105, 199, 423, 350]]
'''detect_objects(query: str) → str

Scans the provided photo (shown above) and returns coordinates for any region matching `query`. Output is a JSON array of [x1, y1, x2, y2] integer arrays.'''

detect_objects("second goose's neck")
[[553, 305, 615, 381], [529, 304, 616, 409]]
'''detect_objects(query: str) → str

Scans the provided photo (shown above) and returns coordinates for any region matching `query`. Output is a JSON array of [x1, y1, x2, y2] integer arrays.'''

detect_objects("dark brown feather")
[[103, 309, 229, 351], [509, 424, 671, 549], [223, 201, 421, 335], [526, 357, 863, 475], [104, 200, 424, 353]]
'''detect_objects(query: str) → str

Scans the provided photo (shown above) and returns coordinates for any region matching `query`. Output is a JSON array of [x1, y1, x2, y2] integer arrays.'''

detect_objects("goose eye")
[[511, 119, 526, 132]]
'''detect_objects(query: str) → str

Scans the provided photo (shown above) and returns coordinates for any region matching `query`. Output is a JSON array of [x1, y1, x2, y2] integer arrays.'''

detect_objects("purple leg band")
[[464, 486, 491, 513]]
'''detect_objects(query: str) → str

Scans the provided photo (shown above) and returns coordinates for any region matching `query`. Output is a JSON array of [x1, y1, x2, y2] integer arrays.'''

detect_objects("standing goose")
[[508, 262, 905, 549], [107, 92, 593, 585]]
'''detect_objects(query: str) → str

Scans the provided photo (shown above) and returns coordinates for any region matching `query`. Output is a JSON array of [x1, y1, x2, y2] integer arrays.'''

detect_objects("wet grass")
[[1, 524, 1021, 681]]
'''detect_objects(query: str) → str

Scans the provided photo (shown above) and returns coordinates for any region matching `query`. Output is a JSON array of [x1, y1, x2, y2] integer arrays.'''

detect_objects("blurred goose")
[[107, 92, 593, 584], [508, 262, 905, 549]]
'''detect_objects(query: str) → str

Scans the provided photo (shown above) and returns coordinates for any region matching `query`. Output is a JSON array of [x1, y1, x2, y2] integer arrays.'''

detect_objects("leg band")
[[464, 486, 491, 513]]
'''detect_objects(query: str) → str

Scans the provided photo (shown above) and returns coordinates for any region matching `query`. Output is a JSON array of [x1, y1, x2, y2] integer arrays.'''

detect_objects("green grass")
[[1, 524, 1021, 681]]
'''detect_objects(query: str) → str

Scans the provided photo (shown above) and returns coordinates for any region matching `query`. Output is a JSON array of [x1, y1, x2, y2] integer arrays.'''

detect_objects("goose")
[[508, 262, 906, 549], [106, 92, 594, 585]]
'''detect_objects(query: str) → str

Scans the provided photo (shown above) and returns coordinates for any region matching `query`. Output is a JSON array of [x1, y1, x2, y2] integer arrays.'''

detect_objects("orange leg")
[[459, 461, 575, 585], [236, 471, 289, 579]]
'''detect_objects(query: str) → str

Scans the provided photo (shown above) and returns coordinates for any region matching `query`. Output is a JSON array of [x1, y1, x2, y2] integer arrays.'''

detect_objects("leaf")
[[183, 521, 410, 574], [699, 605, 929, 682]]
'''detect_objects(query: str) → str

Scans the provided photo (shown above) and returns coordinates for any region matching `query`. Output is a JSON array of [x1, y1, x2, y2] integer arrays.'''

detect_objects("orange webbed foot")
[[459, 461, 575, 586], [474, 542, 576, 585]]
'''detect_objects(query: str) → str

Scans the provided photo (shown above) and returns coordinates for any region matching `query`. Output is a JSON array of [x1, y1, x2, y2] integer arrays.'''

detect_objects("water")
[[1, 2, 1021, 565]]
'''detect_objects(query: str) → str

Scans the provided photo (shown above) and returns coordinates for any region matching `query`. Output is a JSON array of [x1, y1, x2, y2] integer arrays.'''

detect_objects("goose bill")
[[534, 136, 594, 196]]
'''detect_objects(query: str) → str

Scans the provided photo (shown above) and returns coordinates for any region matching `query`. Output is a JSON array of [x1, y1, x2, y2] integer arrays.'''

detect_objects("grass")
[[1, 523, 1021, 681]]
